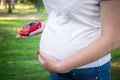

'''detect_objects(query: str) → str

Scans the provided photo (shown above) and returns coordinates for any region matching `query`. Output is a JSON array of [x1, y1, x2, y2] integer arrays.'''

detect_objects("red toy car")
[[20, 20, 41, 36]]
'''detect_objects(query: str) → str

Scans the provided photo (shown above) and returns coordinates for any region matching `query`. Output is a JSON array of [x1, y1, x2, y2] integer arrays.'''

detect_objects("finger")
[[40, 52, 59, 62], [39, 52, 46, 60], [16, 34, 22, 38], [38, 55, 44, 64], [39, 52, 52, 60], [37, 50, 40, 55], [38, 55, 48, 67], [22, 36, 28, 38]]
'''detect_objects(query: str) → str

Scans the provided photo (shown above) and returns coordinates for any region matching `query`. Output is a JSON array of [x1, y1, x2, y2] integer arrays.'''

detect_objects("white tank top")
[[40, 0, 111, 69]]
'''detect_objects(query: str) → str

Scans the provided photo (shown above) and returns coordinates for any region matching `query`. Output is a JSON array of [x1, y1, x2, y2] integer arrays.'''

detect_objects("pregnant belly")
[[40, 31, 111, 69], [40, 32, 91, 61], [40, 24, 98, 61], [40, 32, 83, 61]]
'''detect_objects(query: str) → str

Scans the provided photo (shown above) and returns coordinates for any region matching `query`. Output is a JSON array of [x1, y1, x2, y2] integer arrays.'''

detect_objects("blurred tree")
[[18, 0, 43, 11], [5, 0, 17, 13], [24, 0, 27, 4], [0, 0, 7, 8], [3, 0, 43, 13], [34, 0, 42, 11], [11, 0, 17, 9], [0, 0, 5, 6], [21, 0, 43, 11], [6, 0, 12, 13], [19, 0, 27, 4], [11, 0, 15, 9]]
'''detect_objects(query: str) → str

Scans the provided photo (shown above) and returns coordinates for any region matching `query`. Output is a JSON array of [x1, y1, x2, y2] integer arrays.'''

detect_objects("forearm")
[[29, 22, 46, 36], [37, 0, 120, 73], [59, 36, 117, 72], [57, 0, 120, 73]]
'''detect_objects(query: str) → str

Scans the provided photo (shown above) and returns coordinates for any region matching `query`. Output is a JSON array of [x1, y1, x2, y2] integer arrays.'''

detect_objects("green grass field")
[[0, 4, 120, 80], [0, 19, 50, 80], [0, 4, 49, 80]]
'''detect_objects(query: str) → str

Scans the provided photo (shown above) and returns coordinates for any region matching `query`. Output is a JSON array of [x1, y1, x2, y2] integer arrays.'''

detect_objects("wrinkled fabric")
[[40, 0, 111, 69]]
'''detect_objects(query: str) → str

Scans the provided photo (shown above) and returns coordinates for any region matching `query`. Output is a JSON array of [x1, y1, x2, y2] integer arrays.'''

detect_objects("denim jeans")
[[50, 61, 111, 80]]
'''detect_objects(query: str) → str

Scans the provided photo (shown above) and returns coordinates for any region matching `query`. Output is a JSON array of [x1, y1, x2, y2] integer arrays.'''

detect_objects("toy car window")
[[23, 25, 30, 30], [30, 22, 36, 26]]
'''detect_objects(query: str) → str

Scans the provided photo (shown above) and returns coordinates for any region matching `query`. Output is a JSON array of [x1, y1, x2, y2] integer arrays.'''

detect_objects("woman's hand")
[[16, 34, 28, 38], [16, 21, 46, 39], [38, 52, 67, 73]]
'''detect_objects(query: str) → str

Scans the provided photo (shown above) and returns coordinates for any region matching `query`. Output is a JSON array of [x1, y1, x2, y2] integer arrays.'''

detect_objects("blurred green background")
[[0, 0, 120, 80]]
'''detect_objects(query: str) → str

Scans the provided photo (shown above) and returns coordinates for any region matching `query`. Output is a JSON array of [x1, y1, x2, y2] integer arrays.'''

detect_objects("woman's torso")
[[40, 0, 111, 69]]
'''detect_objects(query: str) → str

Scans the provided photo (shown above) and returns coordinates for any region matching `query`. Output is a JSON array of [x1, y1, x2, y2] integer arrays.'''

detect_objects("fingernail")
[[37, 50, 40, 55]]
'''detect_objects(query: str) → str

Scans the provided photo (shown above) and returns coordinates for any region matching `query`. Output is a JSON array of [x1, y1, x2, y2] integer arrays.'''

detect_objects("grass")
[[0, 19, 50, 80], [0, 4, 120, 80], [0, 4, 49, 80]]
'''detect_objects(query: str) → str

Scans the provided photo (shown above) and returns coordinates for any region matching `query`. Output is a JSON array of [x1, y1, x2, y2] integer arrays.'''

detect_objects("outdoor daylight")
[[0, 0, 120, 80]]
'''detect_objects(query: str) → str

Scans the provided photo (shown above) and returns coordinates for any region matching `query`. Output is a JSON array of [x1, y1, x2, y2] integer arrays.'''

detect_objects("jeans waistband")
[[69, 61, 111, 73]]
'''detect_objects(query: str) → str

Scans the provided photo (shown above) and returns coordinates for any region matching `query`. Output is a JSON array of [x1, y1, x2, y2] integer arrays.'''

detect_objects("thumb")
[[39, 51, 49, 60], [39, 51, 56, 61]]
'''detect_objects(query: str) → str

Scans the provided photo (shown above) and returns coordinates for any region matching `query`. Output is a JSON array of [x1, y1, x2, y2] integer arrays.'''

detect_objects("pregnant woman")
[[16, 0, 120, 80]]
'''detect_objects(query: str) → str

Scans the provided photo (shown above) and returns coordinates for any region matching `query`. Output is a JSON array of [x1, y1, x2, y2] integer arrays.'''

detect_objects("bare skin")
[[38, 0, 120, 73], [16, 22, 46, 38], [16, 0, 120, 73]]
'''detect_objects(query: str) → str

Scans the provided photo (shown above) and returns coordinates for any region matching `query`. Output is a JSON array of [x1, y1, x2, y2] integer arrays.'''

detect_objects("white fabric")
[[40, 0, 111, 69]]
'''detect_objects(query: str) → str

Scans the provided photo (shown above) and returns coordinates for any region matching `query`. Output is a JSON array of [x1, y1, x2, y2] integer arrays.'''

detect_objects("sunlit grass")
[[0, 4, 34, 10], [15, 4, 34, 9], [0, 21, 17, 24], [0, 14, 48, 20], [0, 17, 35, 20], [0, 4, 47, 16], [0, 18, 50, 80], [0, 5, 5, 9], [112, 62, 120, 67], [0, 18, 120, 80]]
